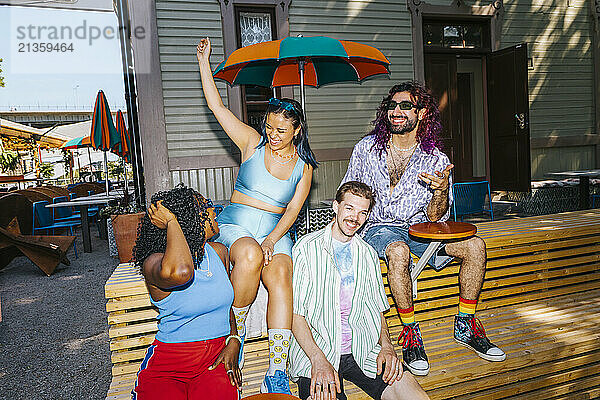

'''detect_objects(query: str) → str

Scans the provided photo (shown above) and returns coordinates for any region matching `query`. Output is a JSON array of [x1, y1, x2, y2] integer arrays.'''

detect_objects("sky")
[[0, 5, 126, 111]]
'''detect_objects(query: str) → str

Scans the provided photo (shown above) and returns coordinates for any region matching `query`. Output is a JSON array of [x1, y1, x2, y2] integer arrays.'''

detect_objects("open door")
[[486, 44, 531, 192]]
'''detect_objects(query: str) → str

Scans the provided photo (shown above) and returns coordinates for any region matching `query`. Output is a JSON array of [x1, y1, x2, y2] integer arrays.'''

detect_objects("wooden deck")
[[104, 209, 600, 399]]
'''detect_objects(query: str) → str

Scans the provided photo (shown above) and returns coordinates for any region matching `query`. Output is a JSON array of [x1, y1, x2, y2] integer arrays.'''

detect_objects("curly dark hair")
[[367, 81, 443, 156], [133, 184, 214, 273]]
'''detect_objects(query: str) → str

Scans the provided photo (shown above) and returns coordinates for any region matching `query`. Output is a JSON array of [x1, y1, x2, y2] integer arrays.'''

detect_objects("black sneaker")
[[398, 322, 429, 376], [454, 315, 506, 362]]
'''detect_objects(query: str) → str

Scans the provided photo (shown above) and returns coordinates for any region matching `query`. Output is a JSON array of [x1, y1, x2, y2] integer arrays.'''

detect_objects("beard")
[[386, 114, 418, 135]]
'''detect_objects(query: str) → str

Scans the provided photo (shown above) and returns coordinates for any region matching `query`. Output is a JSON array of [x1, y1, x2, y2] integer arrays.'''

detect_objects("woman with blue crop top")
[[197, 38, 317, 394], [131, 186, 242, 400]]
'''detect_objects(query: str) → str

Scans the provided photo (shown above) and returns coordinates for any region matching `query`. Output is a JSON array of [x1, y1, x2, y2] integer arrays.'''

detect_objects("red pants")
[[131, 337, 238, 400]]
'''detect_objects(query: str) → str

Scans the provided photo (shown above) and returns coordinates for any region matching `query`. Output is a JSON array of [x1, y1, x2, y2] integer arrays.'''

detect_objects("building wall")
[[156, 0, 232, 161], [155, 0, 597, 203], [500, 0, 595, 178], [156, 0, 415, 203]]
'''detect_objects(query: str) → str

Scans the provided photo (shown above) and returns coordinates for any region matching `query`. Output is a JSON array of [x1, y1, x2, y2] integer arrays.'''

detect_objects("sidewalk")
[[0, 233, 114, 399]]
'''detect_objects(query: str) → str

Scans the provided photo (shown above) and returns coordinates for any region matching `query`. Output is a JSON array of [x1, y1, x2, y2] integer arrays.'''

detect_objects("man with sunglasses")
[[340, 81, 505, 377]]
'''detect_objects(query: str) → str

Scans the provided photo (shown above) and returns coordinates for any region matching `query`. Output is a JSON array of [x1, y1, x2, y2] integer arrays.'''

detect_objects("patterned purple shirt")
[[341, 135, 453, 230]]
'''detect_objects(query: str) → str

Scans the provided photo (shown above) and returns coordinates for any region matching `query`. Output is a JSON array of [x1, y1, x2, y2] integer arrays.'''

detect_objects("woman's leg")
[[229, 236, 264, 308], [260, 253, 294, 393], [261, 253, 293, 329]]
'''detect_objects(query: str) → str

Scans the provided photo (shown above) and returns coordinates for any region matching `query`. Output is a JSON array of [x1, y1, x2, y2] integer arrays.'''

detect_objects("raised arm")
[[196, 38, 260, 154], [142, 201, 194, 290], [261, 164, 313, 265]]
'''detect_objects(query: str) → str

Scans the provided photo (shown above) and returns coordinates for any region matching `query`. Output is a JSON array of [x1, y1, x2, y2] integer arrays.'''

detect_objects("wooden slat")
[[105, 210, 600, 399]]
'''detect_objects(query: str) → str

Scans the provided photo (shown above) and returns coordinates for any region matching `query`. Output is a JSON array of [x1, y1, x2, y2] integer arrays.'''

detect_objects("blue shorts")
[[214, 202, 293, 257], [362, 225, 453, 271]]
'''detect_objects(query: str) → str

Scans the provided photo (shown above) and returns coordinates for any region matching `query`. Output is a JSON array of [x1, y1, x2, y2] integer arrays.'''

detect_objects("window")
[[423, 21, 489, 51], [235, 7, 278, 132]]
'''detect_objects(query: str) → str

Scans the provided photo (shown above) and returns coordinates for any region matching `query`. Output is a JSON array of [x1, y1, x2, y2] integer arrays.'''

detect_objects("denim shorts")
[[214, 202, 293, 257], [362, 224, 453, 271]]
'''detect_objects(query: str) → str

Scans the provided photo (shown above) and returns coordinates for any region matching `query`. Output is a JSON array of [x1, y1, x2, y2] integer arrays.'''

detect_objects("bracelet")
[[225, 334, 242, 346]]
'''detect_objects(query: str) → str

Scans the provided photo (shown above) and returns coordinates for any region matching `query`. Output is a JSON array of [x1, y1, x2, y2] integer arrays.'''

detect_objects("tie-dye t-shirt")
[[332, 237, 354, 354]]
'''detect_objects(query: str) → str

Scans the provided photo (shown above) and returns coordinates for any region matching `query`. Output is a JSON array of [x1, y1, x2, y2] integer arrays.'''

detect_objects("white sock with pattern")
[[266, 328, 291, 376], [232, 305, 250, 338]]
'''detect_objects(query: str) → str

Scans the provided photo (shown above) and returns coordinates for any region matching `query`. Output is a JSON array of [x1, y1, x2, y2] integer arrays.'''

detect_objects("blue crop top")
[[150, 243, 234, 343], [233, 145, 305, 208]]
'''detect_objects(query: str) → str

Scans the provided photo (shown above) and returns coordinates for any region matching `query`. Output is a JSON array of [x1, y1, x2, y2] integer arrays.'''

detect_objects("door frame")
[[408, 0, 504, 182]]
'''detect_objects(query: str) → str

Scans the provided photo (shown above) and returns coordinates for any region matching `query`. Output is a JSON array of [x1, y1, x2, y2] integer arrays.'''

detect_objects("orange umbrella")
[[112, 110, 131, 163], [213, 35, 390, 110], [90, 90, 119, 194], [112, 110, 131, 194]]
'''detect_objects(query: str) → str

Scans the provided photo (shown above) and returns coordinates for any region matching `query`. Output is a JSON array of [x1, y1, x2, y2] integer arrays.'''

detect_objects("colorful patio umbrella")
[[61, 135, 91, 150], [112, 109, 130, 194], [89, 90, 120, 194], [112, 110, 131, 163], [61, 135, 93, 179], [213, 35, 391, 111]]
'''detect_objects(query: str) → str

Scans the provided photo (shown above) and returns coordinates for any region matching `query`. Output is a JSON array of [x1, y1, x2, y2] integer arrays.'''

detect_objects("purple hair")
[[367, 81, 443, 156]]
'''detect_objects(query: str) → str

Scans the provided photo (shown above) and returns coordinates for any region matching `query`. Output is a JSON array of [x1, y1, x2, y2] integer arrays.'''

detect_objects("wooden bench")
[[104, 209, 600, 399]]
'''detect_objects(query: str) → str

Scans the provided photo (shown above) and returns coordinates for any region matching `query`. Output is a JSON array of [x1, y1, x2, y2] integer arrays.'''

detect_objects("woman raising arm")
[[197, 37, 317, 395]]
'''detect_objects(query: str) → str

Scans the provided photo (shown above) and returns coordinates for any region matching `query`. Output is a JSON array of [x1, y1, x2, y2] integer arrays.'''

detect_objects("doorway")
[[422, 19, 531, 191], [423, 19, 490, 183]]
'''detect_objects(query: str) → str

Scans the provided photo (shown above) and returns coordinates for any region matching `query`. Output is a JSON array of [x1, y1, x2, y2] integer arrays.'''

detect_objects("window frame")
[[217, 0, 293, 132]]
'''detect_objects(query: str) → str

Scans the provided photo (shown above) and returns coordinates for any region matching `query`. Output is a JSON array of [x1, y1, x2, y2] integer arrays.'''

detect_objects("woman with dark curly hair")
[[197, 37, 317, 394], [131, 185, 241, 400]]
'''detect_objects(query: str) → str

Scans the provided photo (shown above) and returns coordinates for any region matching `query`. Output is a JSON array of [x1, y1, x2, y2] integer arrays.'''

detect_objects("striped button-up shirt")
[[289, 223, 390, 380], [341, 135, 453, 231]]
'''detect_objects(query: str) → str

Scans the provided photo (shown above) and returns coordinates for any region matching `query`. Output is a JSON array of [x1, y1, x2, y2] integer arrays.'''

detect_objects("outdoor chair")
[[52, 196, 81, 223], [452, 181, 494, 221], [32, 201, 80, 258]]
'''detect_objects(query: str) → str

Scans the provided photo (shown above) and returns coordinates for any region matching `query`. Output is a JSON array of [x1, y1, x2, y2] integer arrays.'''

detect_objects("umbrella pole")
[[298, 59, 306, 113], [104, 150, 109, 195], [76, 151, 81, 181], [122, 157, 128, 194], [87, 147, 93, 174]]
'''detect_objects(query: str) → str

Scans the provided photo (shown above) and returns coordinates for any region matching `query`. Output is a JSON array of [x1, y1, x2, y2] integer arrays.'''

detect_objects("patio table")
[[408, 221, 477, 297], [546, 169, 600, 210], [45, 192, 129, 253]]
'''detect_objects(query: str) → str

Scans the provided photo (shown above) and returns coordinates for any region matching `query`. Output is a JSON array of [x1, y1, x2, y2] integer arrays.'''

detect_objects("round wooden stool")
[[407, 221, 477, 297]]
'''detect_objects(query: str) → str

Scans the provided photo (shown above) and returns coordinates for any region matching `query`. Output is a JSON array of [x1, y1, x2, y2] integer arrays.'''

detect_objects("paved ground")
[[0, 232, 115, 400]]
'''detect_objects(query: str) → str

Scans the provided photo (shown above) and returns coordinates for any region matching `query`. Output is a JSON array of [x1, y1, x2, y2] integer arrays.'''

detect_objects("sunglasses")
[[268, 97, 296, 113], [385, 100, 422, 111]]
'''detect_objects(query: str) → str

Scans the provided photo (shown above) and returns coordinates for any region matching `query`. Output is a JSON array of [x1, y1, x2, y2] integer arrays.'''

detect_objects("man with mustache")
[[288, 181, 429, 400], [340, 81, 505, 377]]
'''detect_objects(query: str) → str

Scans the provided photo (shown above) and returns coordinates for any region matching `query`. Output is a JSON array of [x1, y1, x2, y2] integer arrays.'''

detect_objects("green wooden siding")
[[156, 0, 233, 159]]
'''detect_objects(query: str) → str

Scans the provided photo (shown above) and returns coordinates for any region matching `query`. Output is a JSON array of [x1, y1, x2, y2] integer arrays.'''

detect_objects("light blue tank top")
[[150, 243, 234, 343], [234, 145, 305, 208]]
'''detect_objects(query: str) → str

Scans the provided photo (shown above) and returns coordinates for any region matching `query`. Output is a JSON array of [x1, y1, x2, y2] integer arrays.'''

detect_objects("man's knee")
[[386, 241, 411, 269]]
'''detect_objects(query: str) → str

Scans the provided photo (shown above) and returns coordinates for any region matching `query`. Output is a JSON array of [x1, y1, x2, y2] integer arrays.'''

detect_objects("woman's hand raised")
[[197, 37, 211, 65], [148, 200, 176, 229]]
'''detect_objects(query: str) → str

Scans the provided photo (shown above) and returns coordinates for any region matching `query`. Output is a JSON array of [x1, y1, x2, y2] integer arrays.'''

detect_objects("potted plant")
[[101, 201, 144, 264]]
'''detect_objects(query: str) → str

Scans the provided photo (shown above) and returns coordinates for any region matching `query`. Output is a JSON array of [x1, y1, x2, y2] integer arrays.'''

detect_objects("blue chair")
[[452, 181, 494, 221], [592, 194, 600, 208], [52, 196, 82, 223], [32, 201, 80, 257]]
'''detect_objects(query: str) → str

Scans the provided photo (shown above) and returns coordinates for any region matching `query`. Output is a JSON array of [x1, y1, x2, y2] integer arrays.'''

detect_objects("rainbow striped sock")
[[458, 297, 477, 317], [398, 306, 415, 325]]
